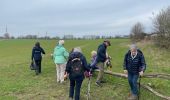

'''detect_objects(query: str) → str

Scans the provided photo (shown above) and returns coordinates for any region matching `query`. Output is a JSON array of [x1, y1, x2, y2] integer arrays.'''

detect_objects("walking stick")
[[87, 69, 92, 100], [138, 76, 141, 100]]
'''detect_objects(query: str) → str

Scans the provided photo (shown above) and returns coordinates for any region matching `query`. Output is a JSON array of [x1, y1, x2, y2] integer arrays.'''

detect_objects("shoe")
[[127, 94, 138, 100], [36, 72, 39, 75], [100, 80, 106, 83], [60, 81, 66, 84], [57, 80, 60, 83], [95, 81, 102, 87]]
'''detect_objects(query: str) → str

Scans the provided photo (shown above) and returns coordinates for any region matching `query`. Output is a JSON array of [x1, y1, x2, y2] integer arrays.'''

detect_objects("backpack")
[[70, 57, 84, 78]]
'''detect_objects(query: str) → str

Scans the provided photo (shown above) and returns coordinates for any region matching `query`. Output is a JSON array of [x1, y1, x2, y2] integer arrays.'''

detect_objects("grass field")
[[0, 39, 170, 100]]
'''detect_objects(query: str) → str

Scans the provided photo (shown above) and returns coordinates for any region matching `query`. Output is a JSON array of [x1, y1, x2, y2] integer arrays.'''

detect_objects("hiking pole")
[[87, 69, 92, 100], [138, 76, 141, 100]]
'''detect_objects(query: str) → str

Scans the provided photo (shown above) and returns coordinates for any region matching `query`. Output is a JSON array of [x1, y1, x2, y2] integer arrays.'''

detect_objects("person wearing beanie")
[[53, 40, 69, 83]]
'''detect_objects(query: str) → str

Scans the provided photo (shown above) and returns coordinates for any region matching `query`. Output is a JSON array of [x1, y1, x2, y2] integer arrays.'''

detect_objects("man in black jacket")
[[95, 40, 111, 87], [32, 42, 45, 75], [123, 44, 146, 100]]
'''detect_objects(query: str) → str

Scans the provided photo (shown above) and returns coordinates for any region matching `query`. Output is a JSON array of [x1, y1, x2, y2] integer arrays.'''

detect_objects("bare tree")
[[130, 22, 145, 42], [153, 6, 170, 49], [4, 33, 10, 39]]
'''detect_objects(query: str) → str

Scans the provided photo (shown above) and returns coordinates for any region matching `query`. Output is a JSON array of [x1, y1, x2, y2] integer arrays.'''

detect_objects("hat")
[[104, 40, 111, 46]]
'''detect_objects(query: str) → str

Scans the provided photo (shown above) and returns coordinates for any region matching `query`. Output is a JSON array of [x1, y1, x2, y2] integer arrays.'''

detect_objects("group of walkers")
[[31, 40, 146, 100]]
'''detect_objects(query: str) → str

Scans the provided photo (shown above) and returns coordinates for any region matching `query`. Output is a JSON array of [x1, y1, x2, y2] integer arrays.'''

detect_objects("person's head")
[[91, 50, 97, 57], [58, 40, 64, 45], [73, 47, 82, 53], [130, 44, 137, 56], [104, 40, 111, 47], [35, 42, 40, 47]]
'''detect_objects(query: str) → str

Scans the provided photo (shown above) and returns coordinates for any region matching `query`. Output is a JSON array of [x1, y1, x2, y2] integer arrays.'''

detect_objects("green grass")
[[0, 39, 170, 100]]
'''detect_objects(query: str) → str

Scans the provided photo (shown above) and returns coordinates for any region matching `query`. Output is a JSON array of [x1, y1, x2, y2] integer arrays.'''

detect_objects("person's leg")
[[69, 80, 75, 99], [34, 60, 39, 75], [39, 60, 41, 73], [96, 62, 104, 83], [60, 63, 66, 83], [75, 79, 83, 100], [56, 64, 61, 82], [128, 72, 133, 93], [132, 74, 139, 96]]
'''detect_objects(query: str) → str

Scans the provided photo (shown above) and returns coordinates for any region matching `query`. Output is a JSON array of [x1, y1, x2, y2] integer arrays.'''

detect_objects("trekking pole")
[[87, 68, 92, 100], [138, 76, 141, 100]]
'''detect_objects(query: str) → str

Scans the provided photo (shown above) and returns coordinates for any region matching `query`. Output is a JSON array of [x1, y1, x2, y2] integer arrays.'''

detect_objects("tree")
[[130, 22, 145, 42], [153, 6, 170, 49], [4, 33, 10, 39]]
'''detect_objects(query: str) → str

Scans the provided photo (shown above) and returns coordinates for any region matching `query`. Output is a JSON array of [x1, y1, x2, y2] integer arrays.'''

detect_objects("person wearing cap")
[[123, 44, 146, 100], [95, 40, 111, 87], [53, 40, 69, 83]]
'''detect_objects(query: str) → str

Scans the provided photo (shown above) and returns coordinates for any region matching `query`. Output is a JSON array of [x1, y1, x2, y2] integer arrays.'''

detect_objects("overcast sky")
[[0, 0, 170, 37]]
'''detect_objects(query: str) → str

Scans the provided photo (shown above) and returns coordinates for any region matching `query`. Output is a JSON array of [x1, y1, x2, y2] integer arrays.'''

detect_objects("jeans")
[[34, 60, 42, 74], [69, 79, 83, 100], [128, 72, 139, 95]]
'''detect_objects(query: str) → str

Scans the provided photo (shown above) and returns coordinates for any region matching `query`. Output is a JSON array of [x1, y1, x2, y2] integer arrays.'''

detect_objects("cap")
[[104, 40, 111, 46]]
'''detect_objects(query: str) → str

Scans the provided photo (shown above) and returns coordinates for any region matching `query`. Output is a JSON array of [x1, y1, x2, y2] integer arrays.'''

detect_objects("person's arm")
[[31, 48, 34, 61], [63, 48, 69, 59], [41, 47, 45, 54], [139, 54, 146, 72], [123, 53, 128, 70], [123, 53, 128, 74], [97, 46, 106, 60], [83, 56, 90, 71]]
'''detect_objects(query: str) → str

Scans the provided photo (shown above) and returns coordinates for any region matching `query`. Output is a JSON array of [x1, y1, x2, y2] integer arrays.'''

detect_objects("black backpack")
[[70, 57, 84, 78]]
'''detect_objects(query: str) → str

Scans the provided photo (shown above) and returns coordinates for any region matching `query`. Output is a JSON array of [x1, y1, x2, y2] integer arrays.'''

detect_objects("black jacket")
[[96, 43, 107, 62], [32, 46, 45, 60], [123, 50, 146, 74], [66, 52, 89, 80]]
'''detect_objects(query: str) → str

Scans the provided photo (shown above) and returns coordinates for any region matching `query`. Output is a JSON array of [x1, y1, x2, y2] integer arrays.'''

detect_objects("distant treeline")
[[0, 34, 129, 40]]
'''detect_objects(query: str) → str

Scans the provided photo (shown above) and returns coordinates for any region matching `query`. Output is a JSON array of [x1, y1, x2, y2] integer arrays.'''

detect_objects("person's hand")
[[64, 73, 68, 79], [124, 70, 128, 77], [124, 70, 128, 74], [139, 71, 144, 76]]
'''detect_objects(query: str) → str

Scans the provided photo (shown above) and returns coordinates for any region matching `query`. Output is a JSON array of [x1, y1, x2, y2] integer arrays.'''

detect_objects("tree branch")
[[94, 70, 170, 99]]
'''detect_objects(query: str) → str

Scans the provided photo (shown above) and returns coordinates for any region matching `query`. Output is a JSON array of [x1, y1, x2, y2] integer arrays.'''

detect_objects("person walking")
[[95, 40, 111, 87], [31, 42, 45, 75], [123, 44, 146, 100], [65, 47, 90, 100], [53, 40, 69, 83]]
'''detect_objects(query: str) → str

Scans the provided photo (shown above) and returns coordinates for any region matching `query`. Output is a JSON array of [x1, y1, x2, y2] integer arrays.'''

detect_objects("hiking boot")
[[100, 80, 106, 83], [95, 81, 102, 87], [127, 94, 138, 100]]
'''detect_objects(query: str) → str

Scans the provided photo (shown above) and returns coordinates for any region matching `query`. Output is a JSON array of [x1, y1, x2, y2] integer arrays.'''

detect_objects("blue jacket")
[[123, 50, 146, 74], [32, 46, 45, 60], [96, 43, 107, 63], [66, 52, 89, 80]]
